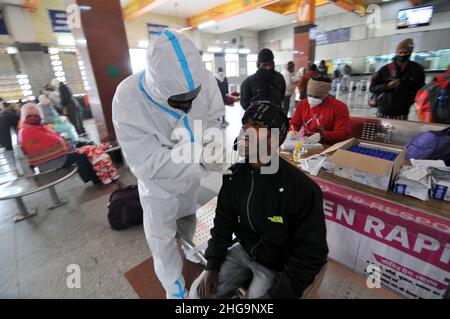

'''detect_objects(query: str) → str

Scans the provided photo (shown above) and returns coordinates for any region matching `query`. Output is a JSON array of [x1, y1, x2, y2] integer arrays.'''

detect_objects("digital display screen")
[[397, 5, 434, 29]]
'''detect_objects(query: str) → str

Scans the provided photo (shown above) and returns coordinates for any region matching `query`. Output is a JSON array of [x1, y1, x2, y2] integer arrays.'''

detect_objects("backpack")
[[368, 62, 396, 108], [415, 74, 450, 124], [107, 185, 143, 230], [405, 127, 450, 165]]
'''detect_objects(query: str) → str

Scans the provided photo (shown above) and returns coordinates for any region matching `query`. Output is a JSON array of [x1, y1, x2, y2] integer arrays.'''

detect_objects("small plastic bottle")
[[293, 142, 303, 163]]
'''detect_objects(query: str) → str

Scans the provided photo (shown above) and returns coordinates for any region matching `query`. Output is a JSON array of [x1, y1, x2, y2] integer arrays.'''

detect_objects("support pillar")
[[66, 0, 132, 142], [293, 24, 316, 71]]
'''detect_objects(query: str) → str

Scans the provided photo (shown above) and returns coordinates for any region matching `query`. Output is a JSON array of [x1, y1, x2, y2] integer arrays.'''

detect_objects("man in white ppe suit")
[[112, 30, 226, 299]]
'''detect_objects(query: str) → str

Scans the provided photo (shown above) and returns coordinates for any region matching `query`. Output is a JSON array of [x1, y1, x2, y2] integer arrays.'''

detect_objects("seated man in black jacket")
[[189, 101, 328, 299]]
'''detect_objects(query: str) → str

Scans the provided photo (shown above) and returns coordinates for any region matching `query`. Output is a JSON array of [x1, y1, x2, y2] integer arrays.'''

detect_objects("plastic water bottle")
[[293, 142, 303, 163], [437, 88, 449, 121]]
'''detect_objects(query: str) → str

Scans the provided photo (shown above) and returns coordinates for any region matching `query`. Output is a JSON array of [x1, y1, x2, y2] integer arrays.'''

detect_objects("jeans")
[[283, 96, 291, 115], [189, 243, 278, 299]]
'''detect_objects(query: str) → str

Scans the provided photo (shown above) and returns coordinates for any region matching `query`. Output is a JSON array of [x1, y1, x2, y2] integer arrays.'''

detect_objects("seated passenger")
[[0, 101, 19, 150], [38, 95, 60, 125], [190, 101, 328, 299], [18, 103, 100, 184], [289, 76, 351, 145]]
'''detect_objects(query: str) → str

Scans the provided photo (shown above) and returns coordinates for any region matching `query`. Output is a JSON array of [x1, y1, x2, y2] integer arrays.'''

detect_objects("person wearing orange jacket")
[[288, 77, 351, 145]]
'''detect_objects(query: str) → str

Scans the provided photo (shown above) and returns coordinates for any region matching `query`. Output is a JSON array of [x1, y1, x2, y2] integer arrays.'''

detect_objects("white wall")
[[315, 0, 450, 73], [259, 0, 450, 74]]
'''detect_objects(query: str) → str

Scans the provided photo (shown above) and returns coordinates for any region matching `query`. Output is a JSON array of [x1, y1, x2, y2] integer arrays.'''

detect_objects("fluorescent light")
[[207, 46, 223, 53], [177, 26, 193, 32], [79, 5, 92, 10], [257, 0, 280, 8], [55, 71, 66, 77], [76, 39, 87, 45], [138, 40, 149, 48], [238, 48, 251, 54], [49, 47, 59, 55], [198, 20, 216, 29], [225, 48, 238, 54], [6, 47, 18, 54], [57, 37, 75, 46]]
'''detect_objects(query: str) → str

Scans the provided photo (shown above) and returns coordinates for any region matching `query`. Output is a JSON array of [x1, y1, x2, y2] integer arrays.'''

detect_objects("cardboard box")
[[430, 167, 450, 202], [431, 181, 450, 201], [321, 138, 405, 191], [393, 166, 431, 201]]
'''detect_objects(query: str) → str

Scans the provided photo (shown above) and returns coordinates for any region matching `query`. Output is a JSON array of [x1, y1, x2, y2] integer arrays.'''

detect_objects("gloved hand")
[[304, 132, 322, 144], [201, 140, 230, 173], [286, 130, 301, 141]]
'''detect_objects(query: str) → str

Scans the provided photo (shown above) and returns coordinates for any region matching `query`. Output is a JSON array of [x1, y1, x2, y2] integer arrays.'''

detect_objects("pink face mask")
[[24, 116, 41, 125]]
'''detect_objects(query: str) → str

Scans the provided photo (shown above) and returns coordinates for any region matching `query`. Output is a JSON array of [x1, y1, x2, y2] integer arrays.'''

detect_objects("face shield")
[[167, 85, 201, 113]]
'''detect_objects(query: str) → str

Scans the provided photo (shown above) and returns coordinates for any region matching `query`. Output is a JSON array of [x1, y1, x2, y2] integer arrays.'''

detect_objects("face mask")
[[24, 116, 41, 125], [395, 54, 411, 63], [308, 97, 322, 108], [237, 137, 247, 157], [258, 68, 274, 79], [218, 72, 224, 77]]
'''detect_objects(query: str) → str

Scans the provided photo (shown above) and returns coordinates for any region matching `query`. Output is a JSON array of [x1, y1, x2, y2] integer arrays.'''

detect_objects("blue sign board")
[[48, 10, 71, 33], [316, 28, 351, 46], [147, 23, 168, 37], [0, 10, 8, 35]]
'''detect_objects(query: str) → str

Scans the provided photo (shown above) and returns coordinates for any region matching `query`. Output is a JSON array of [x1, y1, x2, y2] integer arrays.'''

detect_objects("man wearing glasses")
[[288, 77, 351, 145]]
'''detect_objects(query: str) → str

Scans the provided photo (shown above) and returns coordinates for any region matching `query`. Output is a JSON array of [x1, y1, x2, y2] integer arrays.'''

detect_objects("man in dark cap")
[[189, 101, 328, 299], [240, 48, 286, 110], [369, 38, 425, 120]]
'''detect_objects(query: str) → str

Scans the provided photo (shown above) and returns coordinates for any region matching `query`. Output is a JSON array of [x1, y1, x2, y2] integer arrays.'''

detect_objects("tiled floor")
[[0, 95, 418, 298]]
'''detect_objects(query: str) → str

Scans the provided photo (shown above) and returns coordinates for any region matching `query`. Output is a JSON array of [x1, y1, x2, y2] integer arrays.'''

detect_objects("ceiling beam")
[[263, 0, 329, 16], [188, 0, 292, 29], [123, 0, 169, 20], [330, 0, 366, 16]]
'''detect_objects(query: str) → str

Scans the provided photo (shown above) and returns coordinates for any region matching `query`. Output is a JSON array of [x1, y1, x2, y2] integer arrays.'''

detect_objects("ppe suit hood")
[[144, 30, 204, 108]]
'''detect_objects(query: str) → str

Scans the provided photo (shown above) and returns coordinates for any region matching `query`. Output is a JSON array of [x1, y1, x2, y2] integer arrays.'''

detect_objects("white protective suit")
[[112, 30, 224, 297]]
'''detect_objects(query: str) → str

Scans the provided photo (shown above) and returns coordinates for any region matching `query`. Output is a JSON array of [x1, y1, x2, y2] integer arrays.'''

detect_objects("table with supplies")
[[281, 145, 450, 299]]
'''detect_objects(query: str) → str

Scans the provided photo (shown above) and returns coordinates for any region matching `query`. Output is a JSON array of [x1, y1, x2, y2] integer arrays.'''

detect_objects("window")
[[202, 53, 214, 73], [129, 49, 147, 74], [247, 54, 257, 76], [225, 54, 239, 77]]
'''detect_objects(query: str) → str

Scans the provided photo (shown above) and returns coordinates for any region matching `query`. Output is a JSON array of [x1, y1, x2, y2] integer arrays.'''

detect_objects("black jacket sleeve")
[[240, 78, 251, 110], [205, 176, 237, 271], [370, 66, 390, 95], [267, 184, 329, 299]]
